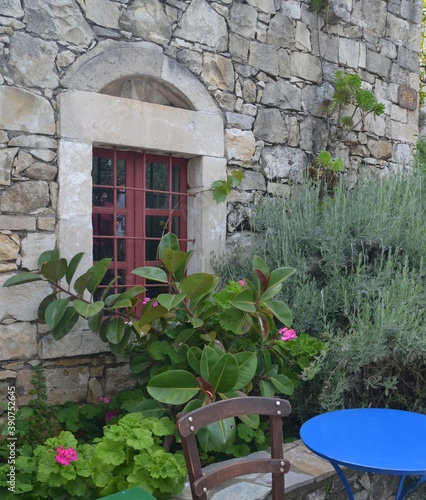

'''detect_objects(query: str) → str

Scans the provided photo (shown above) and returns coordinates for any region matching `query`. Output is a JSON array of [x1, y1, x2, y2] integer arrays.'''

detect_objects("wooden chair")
[[177, 397, 292, 500]]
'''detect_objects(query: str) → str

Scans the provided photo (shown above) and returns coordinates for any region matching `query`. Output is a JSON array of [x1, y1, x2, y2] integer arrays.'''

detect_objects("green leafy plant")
[[211, 169, 245, 203], [309, 150, 345, 199], [324, 70, 385, 146], [307, 0, 329, 14], [0, 431, 96, 499], [0, 366, 60, 460], [3, 233, 324, 453], [90, 413, 186, 498], [0, 413, 186, 500]]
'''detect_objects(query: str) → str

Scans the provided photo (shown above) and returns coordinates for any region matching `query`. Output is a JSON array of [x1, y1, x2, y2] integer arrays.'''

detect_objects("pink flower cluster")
[[105, 409, 120, 422], [142, 297, 159, 307], [279, 327, 297, 341], [238, 280, 245, 286], [99, 396, 110, 403], [55, 446, 78, 466]]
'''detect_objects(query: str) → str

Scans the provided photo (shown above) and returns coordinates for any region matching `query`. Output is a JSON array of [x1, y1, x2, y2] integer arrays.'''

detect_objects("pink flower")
[[279, 327, 297, 341], [142, 297, 151, 305], [105, 410, 120, 422], [99, 396, 110, 403], [153, 301, 159, 307], [55, 446, 78, 466], [238, 280, 245, 286]]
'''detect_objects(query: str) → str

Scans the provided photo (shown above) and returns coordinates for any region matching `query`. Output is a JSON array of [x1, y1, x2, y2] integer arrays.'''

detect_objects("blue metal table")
[[300, 408, 426, 500]]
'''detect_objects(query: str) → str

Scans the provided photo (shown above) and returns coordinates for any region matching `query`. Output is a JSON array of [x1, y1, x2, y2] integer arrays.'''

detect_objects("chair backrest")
[[177, 396, 291, 500]]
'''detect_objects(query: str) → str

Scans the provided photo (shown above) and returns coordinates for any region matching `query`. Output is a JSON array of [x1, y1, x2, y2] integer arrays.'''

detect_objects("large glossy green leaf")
[[182, 398, 203, 413], [51, 307, 79, 340], [160, 248, 187, 274], [88, 310, 103, 333], [65, 252, 85, 285], [147, 370, 199, 405], [74, 271, 94, 295], [40, 258, 68, 282], [200, 346, 221, 380], [173, 328, 196, 350], [105, 318, 126, 344], [131, 266, 168, 283], [180, 273, 215, 305], [37, 292, 57, 321], [253, 255, 270, 277], [230, 290, 256, 313], [157, 292, 186, 311], [3, 272, 43, 287], [106, 298, 133, 310], [109, 325, 132, 356], [268, 267, 296, 287], [137, 302, 168, 327], [158, 232, 180, 259], [206, 417, 236, 450], [129, 356, 152, 374], [38, 248, 59, 270], [260, 282, 282, 302], [45, 298, 69, 328], [233, 352, 257, 390], [87, 258, 112, 294], [72, 300, 105, 318], [208, 354, 239, 393], [259, 379, 275, 397], [115, 286, 146, 301], [270, 374, 294, 396], [133, 400, 166, 418], [187, 346, 202, 373], [263, 300, 293, 326], [174, 250, 194, 282]]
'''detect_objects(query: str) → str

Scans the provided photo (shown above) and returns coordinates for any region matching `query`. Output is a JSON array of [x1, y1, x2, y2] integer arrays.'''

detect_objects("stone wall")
[[0, 0, 422, 405]]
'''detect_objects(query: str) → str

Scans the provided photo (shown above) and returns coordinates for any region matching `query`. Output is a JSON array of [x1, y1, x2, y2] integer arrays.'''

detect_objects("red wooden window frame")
[[92, 147, 191, 297]]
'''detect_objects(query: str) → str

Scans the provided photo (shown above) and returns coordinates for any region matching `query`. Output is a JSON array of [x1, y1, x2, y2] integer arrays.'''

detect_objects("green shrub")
[[213, 169, 426, 415]]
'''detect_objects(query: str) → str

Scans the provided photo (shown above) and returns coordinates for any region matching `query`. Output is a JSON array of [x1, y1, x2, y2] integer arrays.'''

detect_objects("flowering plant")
[[55, 446, 78, 466], [4, 233, 324, 453], [0, 415, 186, 499]]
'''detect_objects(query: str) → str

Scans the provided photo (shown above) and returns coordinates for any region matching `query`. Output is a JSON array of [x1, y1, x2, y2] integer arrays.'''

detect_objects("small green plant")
[[324, 70, 385, 146], [211, 169, 245, 203], [307, 0, 329, 14], [309, 151, 345, 199], [0, 366, 60, 460]]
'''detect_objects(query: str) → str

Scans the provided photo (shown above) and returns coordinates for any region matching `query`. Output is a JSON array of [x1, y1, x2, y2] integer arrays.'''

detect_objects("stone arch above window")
[[61, 39, 217, 113]]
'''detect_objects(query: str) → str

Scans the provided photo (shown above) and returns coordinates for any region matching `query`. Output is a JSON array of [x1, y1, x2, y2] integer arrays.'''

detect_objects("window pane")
[[146, 162, 168, 208], [146, 215, 168, 260], [117, 238, 126, 261], [146, 162, 168, 190], [92, 157, 114, 186], [172, 216, 180, 235], [92, 212, 114, 237]]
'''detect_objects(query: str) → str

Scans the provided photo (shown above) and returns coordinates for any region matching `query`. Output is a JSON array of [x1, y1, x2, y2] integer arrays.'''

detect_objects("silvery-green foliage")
[[214, 169, 426, 414]]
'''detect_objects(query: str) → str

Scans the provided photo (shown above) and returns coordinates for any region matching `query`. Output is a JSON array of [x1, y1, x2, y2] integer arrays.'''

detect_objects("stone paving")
[[172, 440, 401, 500]]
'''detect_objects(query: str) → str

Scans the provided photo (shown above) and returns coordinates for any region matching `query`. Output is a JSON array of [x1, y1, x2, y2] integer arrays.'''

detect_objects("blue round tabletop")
[[300, 408, 426, 475]]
